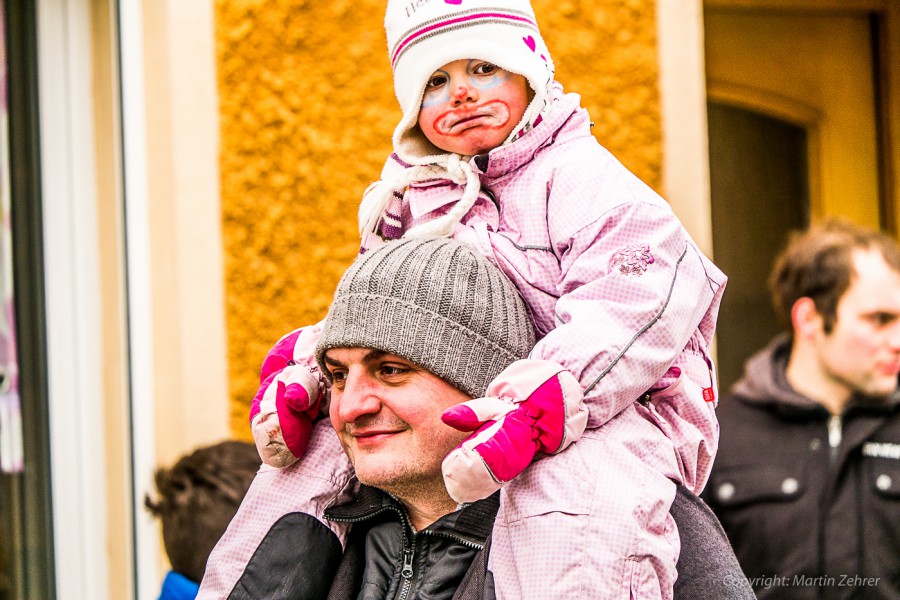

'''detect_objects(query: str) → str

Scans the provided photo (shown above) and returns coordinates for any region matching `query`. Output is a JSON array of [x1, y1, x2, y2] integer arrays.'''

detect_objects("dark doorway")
[[708, 102, 809, 393]]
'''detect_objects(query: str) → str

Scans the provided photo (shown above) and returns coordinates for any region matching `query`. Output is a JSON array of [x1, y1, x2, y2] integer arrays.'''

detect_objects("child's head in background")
[[145, 440, 260, 584]]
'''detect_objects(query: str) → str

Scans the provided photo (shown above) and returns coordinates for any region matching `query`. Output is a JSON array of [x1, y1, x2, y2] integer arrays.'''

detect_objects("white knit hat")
[[359, 1, 556, 242], [384, 0, 556, 166]]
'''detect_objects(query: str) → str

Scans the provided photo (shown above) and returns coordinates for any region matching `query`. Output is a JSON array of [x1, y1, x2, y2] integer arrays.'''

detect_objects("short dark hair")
[[144, 440, 260, 583], [769, 218, 900, 333]]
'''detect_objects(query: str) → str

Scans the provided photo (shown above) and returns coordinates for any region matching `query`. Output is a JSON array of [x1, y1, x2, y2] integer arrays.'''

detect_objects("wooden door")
[[705, 8, 882, 391]]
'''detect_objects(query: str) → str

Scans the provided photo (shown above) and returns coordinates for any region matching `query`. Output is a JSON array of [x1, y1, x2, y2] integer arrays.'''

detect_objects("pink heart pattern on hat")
[[523, 35, 548, 61]]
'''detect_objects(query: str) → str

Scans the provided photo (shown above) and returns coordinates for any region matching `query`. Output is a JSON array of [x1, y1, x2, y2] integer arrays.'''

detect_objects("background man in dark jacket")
[[203, 237, 753, 599], [705, 218, 900, 599]]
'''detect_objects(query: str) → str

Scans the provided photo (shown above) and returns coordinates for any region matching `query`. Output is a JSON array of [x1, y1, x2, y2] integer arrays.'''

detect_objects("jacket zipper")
[[827, 414, 842, 464], [419, 528, 485, 550], [327, 503, 487, 599], [817, 414, 844, 578], [396, 530, 484, 599], [396, 541, 416, 600], [326, 505, 419, 600], [325, 505, 397, 526]]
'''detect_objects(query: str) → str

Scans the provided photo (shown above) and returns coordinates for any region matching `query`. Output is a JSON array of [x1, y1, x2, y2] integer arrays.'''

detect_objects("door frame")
[[657, 0, 900, 241], [4, 0, 56, 596], [705, 83, 823, 226], [36, 0, 117, 595]]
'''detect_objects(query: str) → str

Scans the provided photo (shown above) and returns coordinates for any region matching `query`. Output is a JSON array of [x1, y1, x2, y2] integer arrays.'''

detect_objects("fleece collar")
[[731, 333, 900, 415]]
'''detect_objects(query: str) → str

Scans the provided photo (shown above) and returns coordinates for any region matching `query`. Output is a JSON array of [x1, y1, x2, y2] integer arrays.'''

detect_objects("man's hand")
[[440, 359, 589, 503]]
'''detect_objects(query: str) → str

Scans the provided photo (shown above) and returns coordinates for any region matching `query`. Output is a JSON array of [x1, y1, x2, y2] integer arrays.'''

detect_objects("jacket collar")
[[324, 484, 498, 545], [158, 570, 199, 600], [731, 333, 900, 415]]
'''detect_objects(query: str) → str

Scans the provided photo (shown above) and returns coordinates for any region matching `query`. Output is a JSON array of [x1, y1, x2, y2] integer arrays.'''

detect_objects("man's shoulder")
[[713, 393, 780, 470], [671, 485, 756, 600], [717, 387, 782, 427]]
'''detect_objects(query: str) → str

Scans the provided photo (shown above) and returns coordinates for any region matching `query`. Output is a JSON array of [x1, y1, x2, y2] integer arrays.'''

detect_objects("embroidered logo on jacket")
[[610, 243, 654, 276], [863, 442, 900, 460]]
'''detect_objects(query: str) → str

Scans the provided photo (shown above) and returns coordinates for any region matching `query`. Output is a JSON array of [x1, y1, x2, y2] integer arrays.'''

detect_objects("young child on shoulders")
[[209, 1, 726, 598]]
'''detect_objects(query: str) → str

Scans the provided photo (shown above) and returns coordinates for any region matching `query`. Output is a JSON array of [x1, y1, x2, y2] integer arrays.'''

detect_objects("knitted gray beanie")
[[316, 238, 535, 398]]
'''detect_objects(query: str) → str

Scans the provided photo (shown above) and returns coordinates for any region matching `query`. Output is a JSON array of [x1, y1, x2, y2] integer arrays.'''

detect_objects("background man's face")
[[325, 347, 471, 497], [814, 249, 900, 398]]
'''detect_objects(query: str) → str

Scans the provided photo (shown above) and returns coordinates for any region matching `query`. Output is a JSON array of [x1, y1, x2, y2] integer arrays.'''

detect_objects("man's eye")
[[380, 365, 407, 377], [872, 313, 898, 327], [330, 370, 347, 383]]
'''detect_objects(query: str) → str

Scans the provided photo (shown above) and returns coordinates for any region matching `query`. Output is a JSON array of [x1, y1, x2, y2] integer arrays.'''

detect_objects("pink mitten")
[[441, 359, 589, 503], [249, 323, 326, 468]]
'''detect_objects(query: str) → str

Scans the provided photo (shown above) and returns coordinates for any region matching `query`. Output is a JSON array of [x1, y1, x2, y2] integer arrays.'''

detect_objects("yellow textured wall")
[[215, 0, 661, 437]]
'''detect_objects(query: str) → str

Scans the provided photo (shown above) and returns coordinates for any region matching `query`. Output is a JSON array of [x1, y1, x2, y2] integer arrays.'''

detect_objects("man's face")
[[814, 249, 900, 398], [325, 347, 471, 497], [417, 59, 530, 156]]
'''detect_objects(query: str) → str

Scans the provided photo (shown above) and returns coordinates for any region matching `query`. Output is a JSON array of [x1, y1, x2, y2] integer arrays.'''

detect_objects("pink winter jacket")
[[213, 87, 727, 600], [370, 86, 727, 494]]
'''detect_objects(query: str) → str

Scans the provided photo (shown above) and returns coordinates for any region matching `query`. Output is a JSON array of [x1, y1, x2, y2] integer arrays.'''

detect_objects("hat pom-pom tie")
[[404, 156, 481, 239]]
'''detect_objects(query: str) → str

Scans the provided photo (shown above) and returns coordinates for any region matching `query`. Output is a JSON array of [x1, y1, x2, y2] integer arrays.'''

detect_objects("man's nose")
[[336, 372, 381, 423], [452, 84, 477, 105]]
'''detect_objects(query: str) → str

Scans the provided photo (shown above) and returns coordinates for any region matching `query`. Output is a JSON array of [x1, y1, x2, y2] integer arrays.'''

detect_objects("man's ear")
[[791, 297, 824, 340]]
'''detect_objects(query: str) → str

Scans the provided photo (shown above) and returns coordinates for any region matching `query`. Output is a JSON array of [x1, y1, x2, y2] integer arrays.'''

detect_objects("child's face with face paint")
[[418, 59, 530, 157]]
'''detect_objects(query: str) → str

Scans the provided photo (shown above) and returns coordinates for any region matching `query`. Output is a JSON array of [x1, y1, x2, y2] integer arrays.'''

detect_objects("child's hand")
[[251, 365, 323, 468], [440, 360, 589, 503], [249, 323, 326, 468]]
